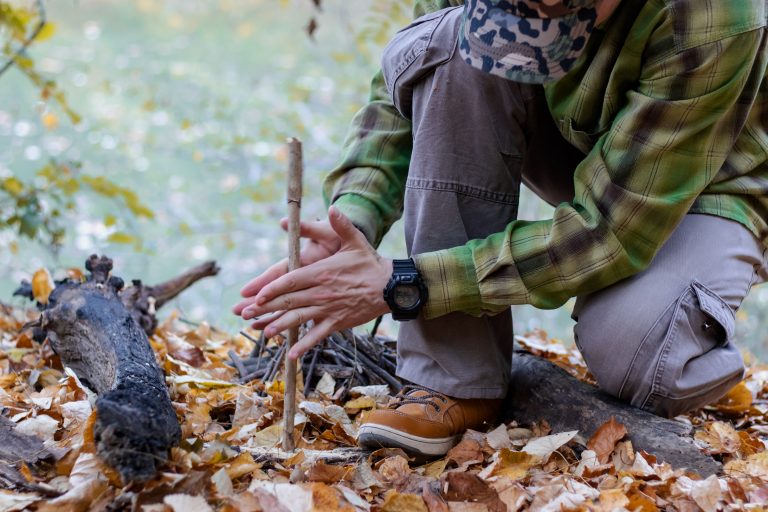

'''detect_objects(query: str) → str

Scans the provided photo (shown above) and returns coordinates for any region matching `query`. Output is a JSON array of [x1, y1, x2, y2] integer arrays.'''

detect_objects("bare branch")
[[0, 0, 47, 80]]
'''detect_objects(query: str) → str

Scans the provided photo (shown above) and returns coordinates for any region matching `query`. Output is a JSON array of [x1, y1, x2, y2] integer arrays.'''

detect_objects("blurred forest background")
[[2, 0, 768, 357]]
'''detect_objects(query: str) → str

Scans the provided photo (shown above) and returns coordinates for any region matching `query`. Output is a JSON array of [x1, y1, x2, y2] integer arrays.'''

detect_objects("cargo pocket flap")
[[692, 281, 735, 341], [381, 7, 462, 118]]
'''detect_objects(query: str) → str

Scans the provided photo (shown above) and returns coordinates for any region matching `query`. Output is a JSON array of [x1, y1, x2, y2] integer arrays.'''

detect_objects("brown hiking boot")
[[357, 385, 501, 457]]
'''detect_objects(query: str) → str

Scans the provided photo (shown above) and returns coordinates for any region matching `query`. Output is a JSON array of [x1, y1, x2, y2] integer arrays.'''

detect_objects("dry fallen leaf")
[[522, 430, 577, 460], [587, 417, 628, 464], [490, 449, 539, 480], [712, 381, 753, 416], [442, 472, 506, 512], [164, 493, 214, 512], [447, 439, 484, 468], [695, 421, 742, 455], [31, 268, 54, 305], [378, 455, 412, 484], [380, 490, 429, 512]]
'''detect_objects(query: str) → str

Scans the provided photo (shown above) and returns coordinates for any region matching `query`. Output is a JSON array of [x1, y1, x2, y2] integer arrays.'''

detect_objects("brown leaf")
[[31, 268, 54, 305], [738, 430, 764, 457], [712, 381, 752, 416], [626, 490, 659, 512], [587, 417, 628, 463], [442, 473, 506, 512], [595, 489, 630, 511], [164, 493, 214, 512], [166, 335, 207, 367], [447, 439, 484, 468], [422, 481, 449, 512], [378, 455, 412, 484], [381, 491, 429, 512], [311, 482, 352, 512], [306, 461, 352, 483], [491, 449, 539, 480], [490, 479, 529, 512], [695, 421, 741, 455]]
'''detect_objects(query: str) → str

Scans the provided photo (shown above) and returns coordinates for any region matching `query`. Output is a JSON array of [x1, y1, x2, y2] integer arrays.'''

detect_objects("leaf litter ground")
[[0, 305, 767, 511]]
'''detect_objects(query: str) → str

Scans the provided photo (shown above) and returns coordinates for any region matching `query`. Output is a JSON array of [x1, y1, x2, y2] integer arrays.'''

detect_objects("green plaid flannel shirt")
[[324, 0, 768, 318]]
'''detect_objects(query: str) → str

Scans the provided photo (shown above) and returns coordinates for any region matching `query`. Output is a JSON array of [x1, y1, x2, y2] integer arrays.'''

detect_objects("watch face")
[[394, 284, 420, 309]]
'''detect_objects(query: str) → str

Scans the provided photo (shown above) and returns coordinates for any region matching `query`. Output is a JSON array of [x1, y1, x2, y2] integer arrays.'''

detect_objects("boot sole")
[[358, 423, 458, 458]]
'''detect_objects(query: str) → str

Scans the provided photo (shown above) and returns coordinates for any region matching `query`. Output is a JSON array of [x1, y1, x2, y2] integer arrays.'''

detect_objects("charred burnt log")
[[33, 255, 217, 482]]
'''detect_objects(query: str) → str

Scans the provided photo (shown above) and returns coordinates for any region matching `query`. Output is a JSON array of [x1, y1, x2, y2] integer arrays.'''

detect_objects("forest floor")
[[0, 304, 767, 511]]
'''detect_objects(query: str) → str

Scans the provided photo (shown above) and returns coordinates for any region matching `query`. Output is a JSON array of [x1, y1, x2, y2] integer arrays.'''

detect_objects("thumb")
[[328, 206, 366, 246]]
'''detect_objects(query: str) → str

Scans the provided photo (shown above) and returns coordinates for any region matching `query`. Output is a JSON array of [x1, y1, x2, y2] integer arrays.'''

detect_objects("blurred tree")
[[0, 0, 152, 251]]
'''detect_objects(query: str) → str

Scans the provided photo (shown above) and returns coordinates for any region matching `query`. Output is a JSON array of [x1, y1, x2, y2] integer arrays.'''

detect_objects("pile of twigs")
[[229, 328, 402, 400]]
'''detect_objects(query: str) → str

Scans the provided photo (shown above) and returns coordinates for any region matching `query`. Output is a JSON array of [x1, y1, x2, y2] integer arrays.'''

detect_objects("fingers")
[[232, 296, 259, 316], [261, 305, 324, 339], [288, 318, 335, 360], [255, 263, 324, 306], [239, 258, 289, 298], [249, 310, 286, 330], [328, 206, 367, 247], [241, 288, 327, 320]]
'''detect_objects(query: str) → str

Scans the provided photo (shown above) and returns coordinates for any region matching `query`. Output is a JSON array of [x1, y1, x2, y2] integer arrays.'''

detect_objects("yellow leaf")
[[268, 379, 285, 393], [2, 177, 24, 196], [712, 381, 752, 416], [31, 268, 54, 305], [41, 112, 58, 130], [103, 215, 117, 227], [492, 449, 539, 480], [107, 232, 137, 245], [35, 22, 56, 42], [179, 222, 193, 235], [380, 491, 428, 512], [343, 396, 375, 411]]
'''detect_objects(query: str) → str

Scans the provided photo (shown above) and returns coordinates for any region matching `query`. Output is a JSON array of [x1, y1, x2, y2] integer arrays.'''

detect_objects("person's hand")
[[232, 215, 343, 317], [235, 206, 392, 360]]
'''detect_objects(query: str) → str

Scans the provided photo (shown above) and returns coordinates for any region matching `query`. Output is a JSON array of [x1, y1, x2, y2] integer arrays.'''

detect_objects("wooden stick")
[[282, 138, 303, 452]]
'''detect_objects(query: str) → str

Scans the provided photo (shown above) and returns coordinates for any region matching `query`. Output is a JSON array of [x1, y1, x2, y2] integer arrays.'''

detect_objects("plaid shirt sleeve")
[[323, 0, 463, 247], [415, 14, 768, 318], [325, 0, 768, 321]]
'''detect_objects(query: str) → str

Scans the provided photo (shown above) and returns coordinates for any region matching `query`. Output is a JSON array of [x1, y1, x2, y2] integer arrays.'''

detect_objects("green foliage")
[[0, 161, 153, 249], [0, 1, 79, 123], [0, 0, 156, 250]]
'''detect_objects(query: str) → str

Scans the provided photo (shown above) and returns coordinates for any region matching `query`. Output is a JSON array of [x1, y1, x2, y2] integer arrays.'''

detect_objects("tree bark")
[[32, 255, 217, 482], [505, 350, 720, 476]]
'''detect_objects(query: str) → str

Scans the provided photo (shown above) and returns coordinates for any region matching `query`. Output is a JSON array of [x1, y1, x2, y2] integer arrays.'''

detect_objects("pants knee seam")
[[640, 293, 687, 410], [616, 297, 678, 400]]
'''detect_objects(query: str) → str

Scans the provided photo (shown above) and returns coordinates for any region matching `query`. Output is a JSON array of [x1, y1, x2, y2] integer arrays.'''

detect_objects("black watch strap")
[[392, 258, 418, 276], [384, 258, 428, 321]]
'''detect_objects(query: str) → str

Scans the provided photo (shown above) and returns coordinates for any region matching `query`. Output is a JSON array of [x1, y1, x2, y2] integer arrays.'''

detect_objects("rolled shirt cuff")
[[413, 245, 484, 319], [331, 194, 385, 248]]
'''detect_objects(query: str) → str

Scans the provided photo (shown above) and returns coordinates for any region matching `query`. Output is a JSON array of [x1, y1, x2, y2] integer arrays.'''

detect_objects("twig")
[[265, 342, 287, 384], [328, 337, 402, 393], [0, 0, 46, 80], [228, 350, 248, 378], [303, 345, 321, 395], [282, 137, 304, 452]]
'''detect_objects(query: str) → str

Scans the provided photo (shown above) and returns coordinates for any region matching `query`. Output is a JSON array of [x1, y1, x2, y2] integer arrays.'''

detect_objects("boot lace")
[[389, 385, 449, 412]]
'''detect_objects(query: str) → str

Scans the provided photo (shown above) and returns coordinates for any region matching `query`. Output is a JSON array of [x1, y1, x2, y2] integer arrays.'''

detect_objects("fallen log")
[[505, 350, 721, 476], [28, 255, 217, 482], [233, 332, 719, 475]]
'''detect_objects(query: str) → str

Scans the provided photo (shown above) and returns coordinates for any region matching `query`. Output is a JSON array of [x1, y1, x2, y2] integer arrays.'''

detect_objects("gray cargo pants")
[[380, 7, 768, 417]]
